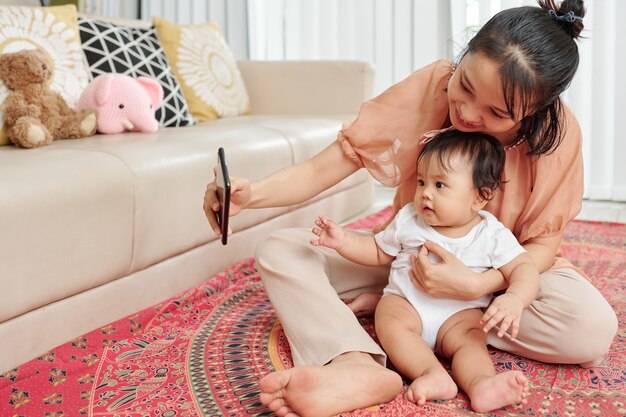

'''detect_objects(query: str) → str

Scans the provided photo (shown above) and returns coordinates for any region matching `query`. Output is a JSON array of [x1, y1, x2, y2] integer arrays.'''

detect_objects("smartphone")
[[215, 147, 230, 245]]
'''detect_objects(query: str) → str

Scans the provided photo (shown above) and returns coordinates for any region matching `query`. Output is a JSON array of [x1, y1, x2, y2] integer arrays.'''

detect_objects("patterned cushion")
[[153, 16, 250, 121], [0, 4, 90, 145], [78, 17, 194, 128]]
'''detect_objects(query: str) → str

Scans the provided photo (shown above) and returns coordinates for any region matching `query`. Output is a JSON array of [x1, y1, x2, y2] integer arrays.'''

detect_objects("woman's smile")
[[454, 107, 481, 129]]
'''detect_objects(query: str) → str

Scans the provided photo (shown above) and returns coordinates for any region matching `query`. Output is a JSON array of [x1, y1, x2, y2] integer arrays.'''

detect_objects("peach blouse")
[[338, 60, 584, 272]]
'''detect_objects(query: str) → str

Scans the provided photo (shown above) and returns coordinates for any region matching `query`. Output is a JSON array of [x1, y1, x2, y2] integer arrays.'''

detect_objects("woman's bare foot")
[[258, 351, 402, 417], [405, 366, 458, 405], [347, 292, 382, 317], [469, 371, 529, 413]]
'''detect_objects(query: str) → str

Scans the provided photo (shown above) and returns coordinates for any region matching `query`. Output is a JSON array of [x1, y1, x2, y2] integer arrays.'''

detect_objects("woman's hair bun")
[[540, 0, 586, 39]]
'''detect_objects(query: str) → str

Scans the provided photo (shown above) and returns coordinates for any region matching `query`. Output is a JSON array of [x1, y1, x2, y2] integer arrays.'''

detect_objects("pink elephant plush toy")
[[78, 73, 163, 134]]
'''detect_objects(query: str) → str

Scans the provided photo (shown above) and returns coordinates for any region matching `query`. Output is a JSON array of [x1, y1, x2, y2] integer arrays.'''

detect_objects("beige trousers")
[[256, 227, 618, 367]]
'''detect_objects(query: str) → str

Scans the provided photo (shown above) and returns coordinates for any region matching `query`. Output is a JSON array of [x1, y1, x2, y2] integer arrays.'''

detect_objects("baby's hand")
[[310, 215, 346, 249], [480, 293, 524, 339]]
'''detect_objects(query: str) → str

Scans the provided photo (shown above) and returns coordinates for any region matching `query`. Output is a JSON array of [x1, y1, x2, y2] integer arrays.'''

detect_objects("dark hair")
[[460, 0, 586, 155], [418, 129, 505, 201]]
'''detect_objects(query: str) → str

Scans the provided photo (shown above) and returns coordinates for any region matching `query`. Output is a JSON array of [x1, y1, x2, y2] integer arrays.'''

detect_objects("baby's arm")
[[480, 252, 539, 339], [311, 215, 394, 266]]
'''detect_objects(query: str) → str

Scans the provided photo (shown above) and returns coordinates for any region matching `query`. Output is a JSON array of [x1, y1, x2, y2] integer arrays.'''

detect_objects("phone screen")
[[215, 147, 230, 245]]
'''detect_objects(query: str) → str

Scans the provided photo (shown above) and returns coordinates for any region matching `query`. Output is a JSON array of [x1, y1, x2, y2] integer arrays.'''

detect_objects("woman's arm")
[[522, 232, 562, 273], [409, 242, 506, 300], [409, 231, 562, 300], [204, 140, 360, 236], [248, 140, 360, 208], [497, 253, 540, 306], [466, 233, 561, 297]]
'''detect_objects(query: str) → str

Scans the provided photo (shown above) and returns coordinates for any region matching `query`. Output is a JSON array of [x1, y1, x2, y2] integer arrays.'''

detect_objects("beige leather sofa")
[[0, 60, 375, 373]]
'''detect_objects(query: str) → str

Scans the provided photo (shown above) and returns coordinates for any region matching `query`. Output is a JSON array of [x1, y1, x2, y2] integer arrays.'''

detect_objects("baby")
[[311, 129, 537, 412]]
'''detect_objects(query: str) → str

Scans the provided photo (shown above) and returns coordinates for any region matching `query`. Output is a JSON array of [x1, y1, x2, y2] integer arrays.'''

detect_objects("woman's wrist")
[[450, 270, 484, 300], [467, 270, 485, 299], [246, 180, 262, 209], [473, 268, 506, 298]]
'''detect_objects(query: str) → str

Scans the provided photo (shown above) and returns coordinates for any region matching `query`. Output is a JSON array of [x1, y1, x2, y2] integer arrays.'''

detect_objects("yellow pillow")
[[0, 4, 90, 146], [153, 16, 250, 122]]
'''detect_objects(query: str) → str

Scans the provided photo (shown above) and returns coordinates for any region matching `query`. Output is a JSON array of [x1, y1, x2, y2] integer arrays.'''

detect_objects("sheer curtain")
[[139, 0, 249, 59], [571, 0, 625, 202], [247, 0, 624, 201], [247, 0, 452, 95]]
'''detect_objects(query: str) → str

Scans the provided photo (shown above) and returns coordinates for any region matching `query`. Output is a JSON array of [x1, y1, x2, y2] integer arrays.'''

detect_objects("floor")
[[356, 184, 626, 224]]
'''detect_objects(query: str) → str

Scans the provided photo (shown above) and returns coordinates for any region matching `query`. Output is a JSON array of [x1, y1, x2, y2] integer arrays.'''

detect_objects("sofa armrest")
[[237, 60, 374, 115]]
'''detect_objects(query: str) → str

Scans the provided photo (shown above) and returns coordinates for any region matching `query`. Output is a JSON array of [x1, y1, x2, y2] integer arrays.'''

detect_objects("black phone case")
[[216, 147, 230, 245]]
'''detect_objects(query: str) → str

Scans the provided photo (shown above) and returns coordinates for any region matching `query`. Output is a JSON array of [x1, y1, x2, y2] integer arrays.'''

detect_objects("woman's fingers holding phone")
[[203, 174, 222, 236], [204, 173, 251, 236]]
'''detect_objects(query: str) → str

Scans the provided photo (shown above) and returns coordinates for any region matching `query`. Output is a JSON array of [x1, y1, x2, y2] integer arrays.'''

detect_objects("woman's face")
[[447, 52, 523, 146]]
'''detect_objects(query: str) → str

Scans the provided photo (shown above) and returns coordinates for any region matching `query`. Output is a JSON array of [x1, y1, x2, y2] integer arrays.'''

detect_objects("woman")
[[203, 1, 617, 416]]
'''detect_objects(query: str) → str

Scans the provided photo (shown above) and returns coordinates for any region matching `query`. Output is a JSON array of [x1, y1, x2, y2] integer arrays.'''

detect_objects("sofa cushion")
[[78, 16, 194, 128], [0, 147, 134, 323], [50, 115, 357, 271], [0, 4, 90, 145], [0, 114, 364, 323], [153, 16, 250, 121]]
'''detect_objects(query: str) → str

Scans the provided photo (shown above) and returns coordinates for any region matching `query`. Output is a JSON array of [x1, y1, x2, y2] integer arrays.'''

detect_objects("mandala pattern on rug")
[[1, 210, 625, 417]]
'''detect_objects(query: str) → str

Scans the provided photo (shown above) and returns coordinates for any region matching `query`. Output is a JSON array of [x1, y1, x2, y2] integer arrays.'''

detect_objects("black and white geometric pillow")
[[78, 17, 194, 128]]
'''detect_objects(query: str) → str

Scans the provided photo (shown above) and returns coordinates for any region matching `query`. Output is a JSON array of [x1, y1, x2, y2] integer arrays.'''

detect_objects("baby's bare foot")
[[347, 292, 382, 317], [405, 367, 458, 405], [470, 371, 529, 413]]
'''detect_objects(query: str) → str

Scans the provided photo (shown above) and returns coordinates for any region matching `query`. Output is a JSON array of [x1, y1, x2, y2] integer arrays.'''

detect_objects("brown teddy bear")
[[0, 49, 97, 148]]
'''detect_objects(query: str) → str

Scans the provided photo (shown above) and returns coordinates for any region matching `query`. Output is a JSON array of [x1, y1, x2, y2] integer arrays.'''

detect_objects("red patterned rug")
[[2, 208, 625, 417]]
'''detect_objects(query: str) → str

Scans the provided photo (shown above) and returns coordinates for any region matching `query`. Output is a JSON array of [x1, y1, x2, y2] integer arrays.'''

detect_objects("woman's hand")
[[203, 170, 251, 237], [409, 241, 482, 300]]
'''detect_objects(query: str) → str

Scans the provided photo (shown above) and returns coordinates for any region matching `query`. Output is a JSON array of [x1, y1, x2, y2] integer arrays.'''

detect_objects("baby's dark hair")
[[461, 0, 586, 155], [418, 129, 505, 201]]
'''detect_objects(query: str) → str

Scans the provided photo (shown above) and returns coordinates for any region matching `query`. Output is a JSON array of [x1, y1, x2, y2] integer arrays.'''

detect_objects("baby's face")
[[414, 153, 483, 228]]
